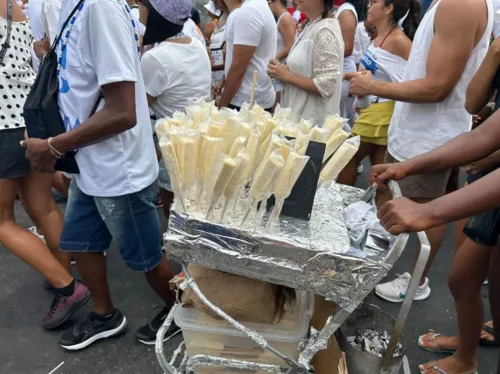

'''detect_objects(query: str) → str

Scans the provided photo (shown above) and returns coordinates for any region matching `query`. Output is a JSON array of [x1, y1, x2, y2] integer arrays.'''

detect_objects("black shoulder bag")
[[0, 0, 13, 64], [23, 0, 101, 174]]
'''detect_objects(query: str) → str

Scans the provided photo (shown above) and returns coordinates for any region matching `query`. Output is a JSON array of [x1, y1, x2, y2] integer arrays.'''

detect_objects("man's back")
[[225, 0, 277, 108], [389, 0, 493, 161]]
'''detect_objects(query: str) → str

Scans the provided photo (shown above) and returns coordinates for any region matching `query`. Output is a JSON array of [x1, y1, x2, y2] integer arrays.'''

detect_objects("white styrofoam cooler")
[[174, 291, 314, 373]]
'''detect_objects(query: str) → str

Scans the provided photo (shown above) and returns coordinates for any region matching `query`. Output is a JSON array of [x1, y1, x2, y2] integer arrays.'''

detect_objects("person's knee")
[[448, 269, 477, 299]]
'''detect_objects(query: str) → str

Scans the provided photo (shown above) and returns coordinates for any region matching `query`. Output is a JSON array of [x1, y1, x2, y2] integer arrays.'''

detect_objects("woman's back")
[[142, 38, 211, 119]]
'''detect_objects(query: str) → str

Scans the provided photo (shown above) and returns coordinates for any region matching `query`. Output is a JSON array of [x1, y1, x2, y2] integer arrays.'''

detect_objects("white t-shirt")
[[42, 0, 62, 43], [225, 0, 276, 108], [57, 0, 158, 197], [182, 18, 205, 44], [142, 38, 212, 119]]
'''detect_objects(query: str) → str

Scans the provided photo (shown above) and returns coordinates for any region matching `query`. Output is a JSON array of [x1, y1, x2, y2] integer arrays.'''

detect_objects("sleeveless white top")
[[360, 43, 407, 103], [388, 0, 494, 161], [276, 12, 287, 60], [336, 2, 357, 73]]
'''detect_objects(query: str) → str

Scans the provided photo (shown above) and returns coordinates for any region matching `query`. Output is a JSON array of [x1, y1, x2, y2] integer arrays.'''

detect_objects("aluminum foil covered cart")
[[156, 181, 430, 374]]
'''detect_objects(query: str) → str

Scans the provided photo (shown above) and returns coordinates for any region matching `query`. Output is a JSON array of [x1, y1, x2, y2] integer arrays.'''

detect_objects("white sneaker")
[[357, 164, 364, 174], [28, 226, 45, 242], [375, 272, 431, 303]]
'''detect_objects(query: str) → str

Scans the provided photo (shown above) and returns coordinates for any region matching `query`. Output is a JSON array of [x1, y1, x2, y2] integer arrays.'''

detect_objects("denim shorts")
[[60, 182, 163, 272]]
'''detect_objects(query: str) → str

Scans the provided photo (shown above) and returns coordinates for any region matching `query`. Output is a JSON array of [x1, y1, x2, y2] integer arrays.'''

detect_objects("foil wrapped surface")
[[165, 183, 405, 313]]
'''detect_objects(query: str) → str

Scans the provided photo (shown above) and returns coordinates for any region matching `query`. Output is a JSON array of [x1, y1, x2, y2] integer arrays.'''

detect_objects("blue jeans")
[[60, 182, 163, 272]]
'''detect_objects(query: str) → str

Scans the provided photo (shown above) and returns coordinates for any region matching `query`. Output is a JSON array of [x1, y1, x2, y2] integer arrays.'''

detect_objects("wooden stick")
[[249, 70, 257, 110]]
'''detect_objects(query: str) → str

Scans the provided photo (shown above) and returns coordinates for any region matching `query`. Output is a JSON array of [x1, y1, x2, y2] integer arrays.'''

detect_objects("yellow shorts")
[[351, 101, 395, 146]]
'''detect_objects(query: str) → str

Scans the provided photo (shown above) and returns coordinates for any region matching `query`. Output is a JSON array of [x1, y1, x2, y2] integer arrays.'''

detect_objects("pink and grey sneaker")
[[42, 282, 91, 330]]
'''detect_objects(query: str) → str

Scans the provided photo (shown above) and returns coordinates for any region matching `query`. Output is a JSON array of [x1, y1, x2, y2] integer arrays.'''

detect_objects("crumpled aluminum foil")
[[165, 183, 405, 313]]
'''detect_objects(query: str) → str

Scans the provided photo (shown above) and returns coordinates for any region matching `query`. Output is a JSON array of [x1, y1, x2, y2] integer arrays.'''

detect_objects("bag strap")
[[90, 92, 103, 117], [0, 0, 13, 64], [51, 0, 85, 51]]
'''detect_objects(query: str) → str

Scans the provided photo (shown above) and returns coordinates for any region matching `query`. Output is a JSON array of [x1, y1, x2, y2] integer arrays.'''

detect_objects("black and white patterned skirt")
[[0, 128, 29, 179]]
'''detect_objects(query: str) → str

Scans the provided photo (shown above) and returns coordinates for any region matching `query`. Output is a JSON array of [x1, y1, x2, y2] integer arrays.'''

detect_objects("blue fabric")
[[60, 182, 163, 272], [422, 0, 433, 14]]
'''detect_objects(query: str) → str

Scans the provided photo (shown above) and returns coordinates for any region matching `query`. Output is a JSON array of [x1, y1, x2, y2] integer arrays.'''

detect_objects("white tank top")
[[361, 43, 407, 103], [276, 12, 287, 61], [336, 2, 358, 73], [388, 0, 494, 161]]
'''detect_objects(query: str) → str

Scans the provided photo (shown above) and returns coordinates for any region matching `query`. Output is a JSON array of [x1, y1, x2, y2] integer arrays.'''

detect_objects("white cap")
[[204, 0, 221, 17]]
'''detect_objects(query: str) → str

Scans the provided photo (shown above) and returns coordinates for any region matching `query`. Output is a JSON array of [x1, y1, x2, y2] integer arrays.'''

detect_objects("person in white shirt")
[[269, 0, 295, 105], [219, 0, 277, 111], [27, 0, 61, 71], [338, 0, 417, 186], [24, 0, 181, 350], [349, 0, 493, 342], [268, 0, 344, 125], [139, 0, 211, 230], [182, 16, 205, 44]]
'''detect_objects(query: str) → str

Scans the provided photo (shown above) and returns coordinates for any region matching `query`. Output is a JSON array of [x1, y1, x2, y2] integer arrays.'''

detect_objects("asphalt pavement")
[[0, 165, 497, 373]]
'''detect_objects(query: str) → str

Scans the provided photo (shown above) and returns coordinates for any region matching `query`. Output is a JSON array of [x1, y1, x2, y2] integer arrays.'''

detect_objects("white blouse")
[[281, 18, 344, 125]]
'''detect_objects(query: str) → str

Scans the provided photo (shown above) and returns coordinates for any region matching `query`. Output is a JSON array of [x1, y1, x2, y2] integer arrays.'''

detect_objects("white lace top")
[[0, 19, 35, 131], [281, 18, 344, 125]]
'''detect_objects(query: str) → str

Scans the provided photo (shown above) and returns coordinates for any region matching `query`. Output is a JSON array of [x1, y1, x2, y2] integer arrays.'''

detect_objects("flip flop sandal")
[[419, 363, 478, 374], [418, 333, 457, 354], [479, 324, 499, 347]]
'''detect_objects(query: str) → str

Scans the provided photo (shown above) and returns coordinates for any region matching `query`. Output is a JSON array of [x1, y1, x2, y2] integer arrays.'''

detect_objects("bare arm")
[[353, 0, 485, 103], [219, 44, 256, 108], [50, 82, 136, 153], [378, 168, 500, 234], [371, 110, 500, 186], [424, 169, 500, 227], [338, 10, 356, 57], [465, 39, 500, 114], [276, 15, 296, 61]]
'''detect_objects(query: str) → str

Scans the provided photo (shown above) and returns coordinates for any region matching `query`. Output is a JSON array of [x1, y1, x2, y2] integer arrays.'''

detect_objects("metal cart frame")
[[155, 182, 431, 374]]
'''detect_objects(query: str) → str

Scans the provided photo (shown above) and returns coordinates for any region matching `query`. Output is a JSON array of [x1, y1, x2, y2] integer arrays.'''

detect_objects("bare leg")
[[19, 169, 71, 273], [411, 197, 447, 285], [489, 244, 500, 342], [0, 177, 72, 288], [337, 141, 372, 186], [420, 240, 493, 374], [73, 252, 114, 315], [145, 256, 176, 307], [446, 239, 490, 368], [453, 217, 469, 252], [160, 188, 174, 223], [51, 171, 69, 198]]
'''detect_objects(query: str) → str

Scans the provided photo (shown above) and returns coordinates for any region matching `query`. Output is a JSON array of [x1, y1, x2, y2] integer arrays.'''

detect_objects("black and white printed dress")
[[0, 17, 35, 179]]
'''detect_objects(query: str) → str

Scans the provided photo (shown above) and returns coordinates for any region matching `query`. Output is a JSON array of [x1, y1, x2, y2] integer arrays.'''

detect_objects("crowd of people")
[[0, 0, 500, 372]]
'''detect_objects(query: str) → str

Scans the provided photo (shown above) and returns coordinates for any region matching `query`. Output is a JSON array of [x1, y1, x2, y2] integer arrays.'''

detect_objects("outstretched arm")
[[350, 0, 486, 103], [371, 109, 500, 186], [379, 168, 500, 234]]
